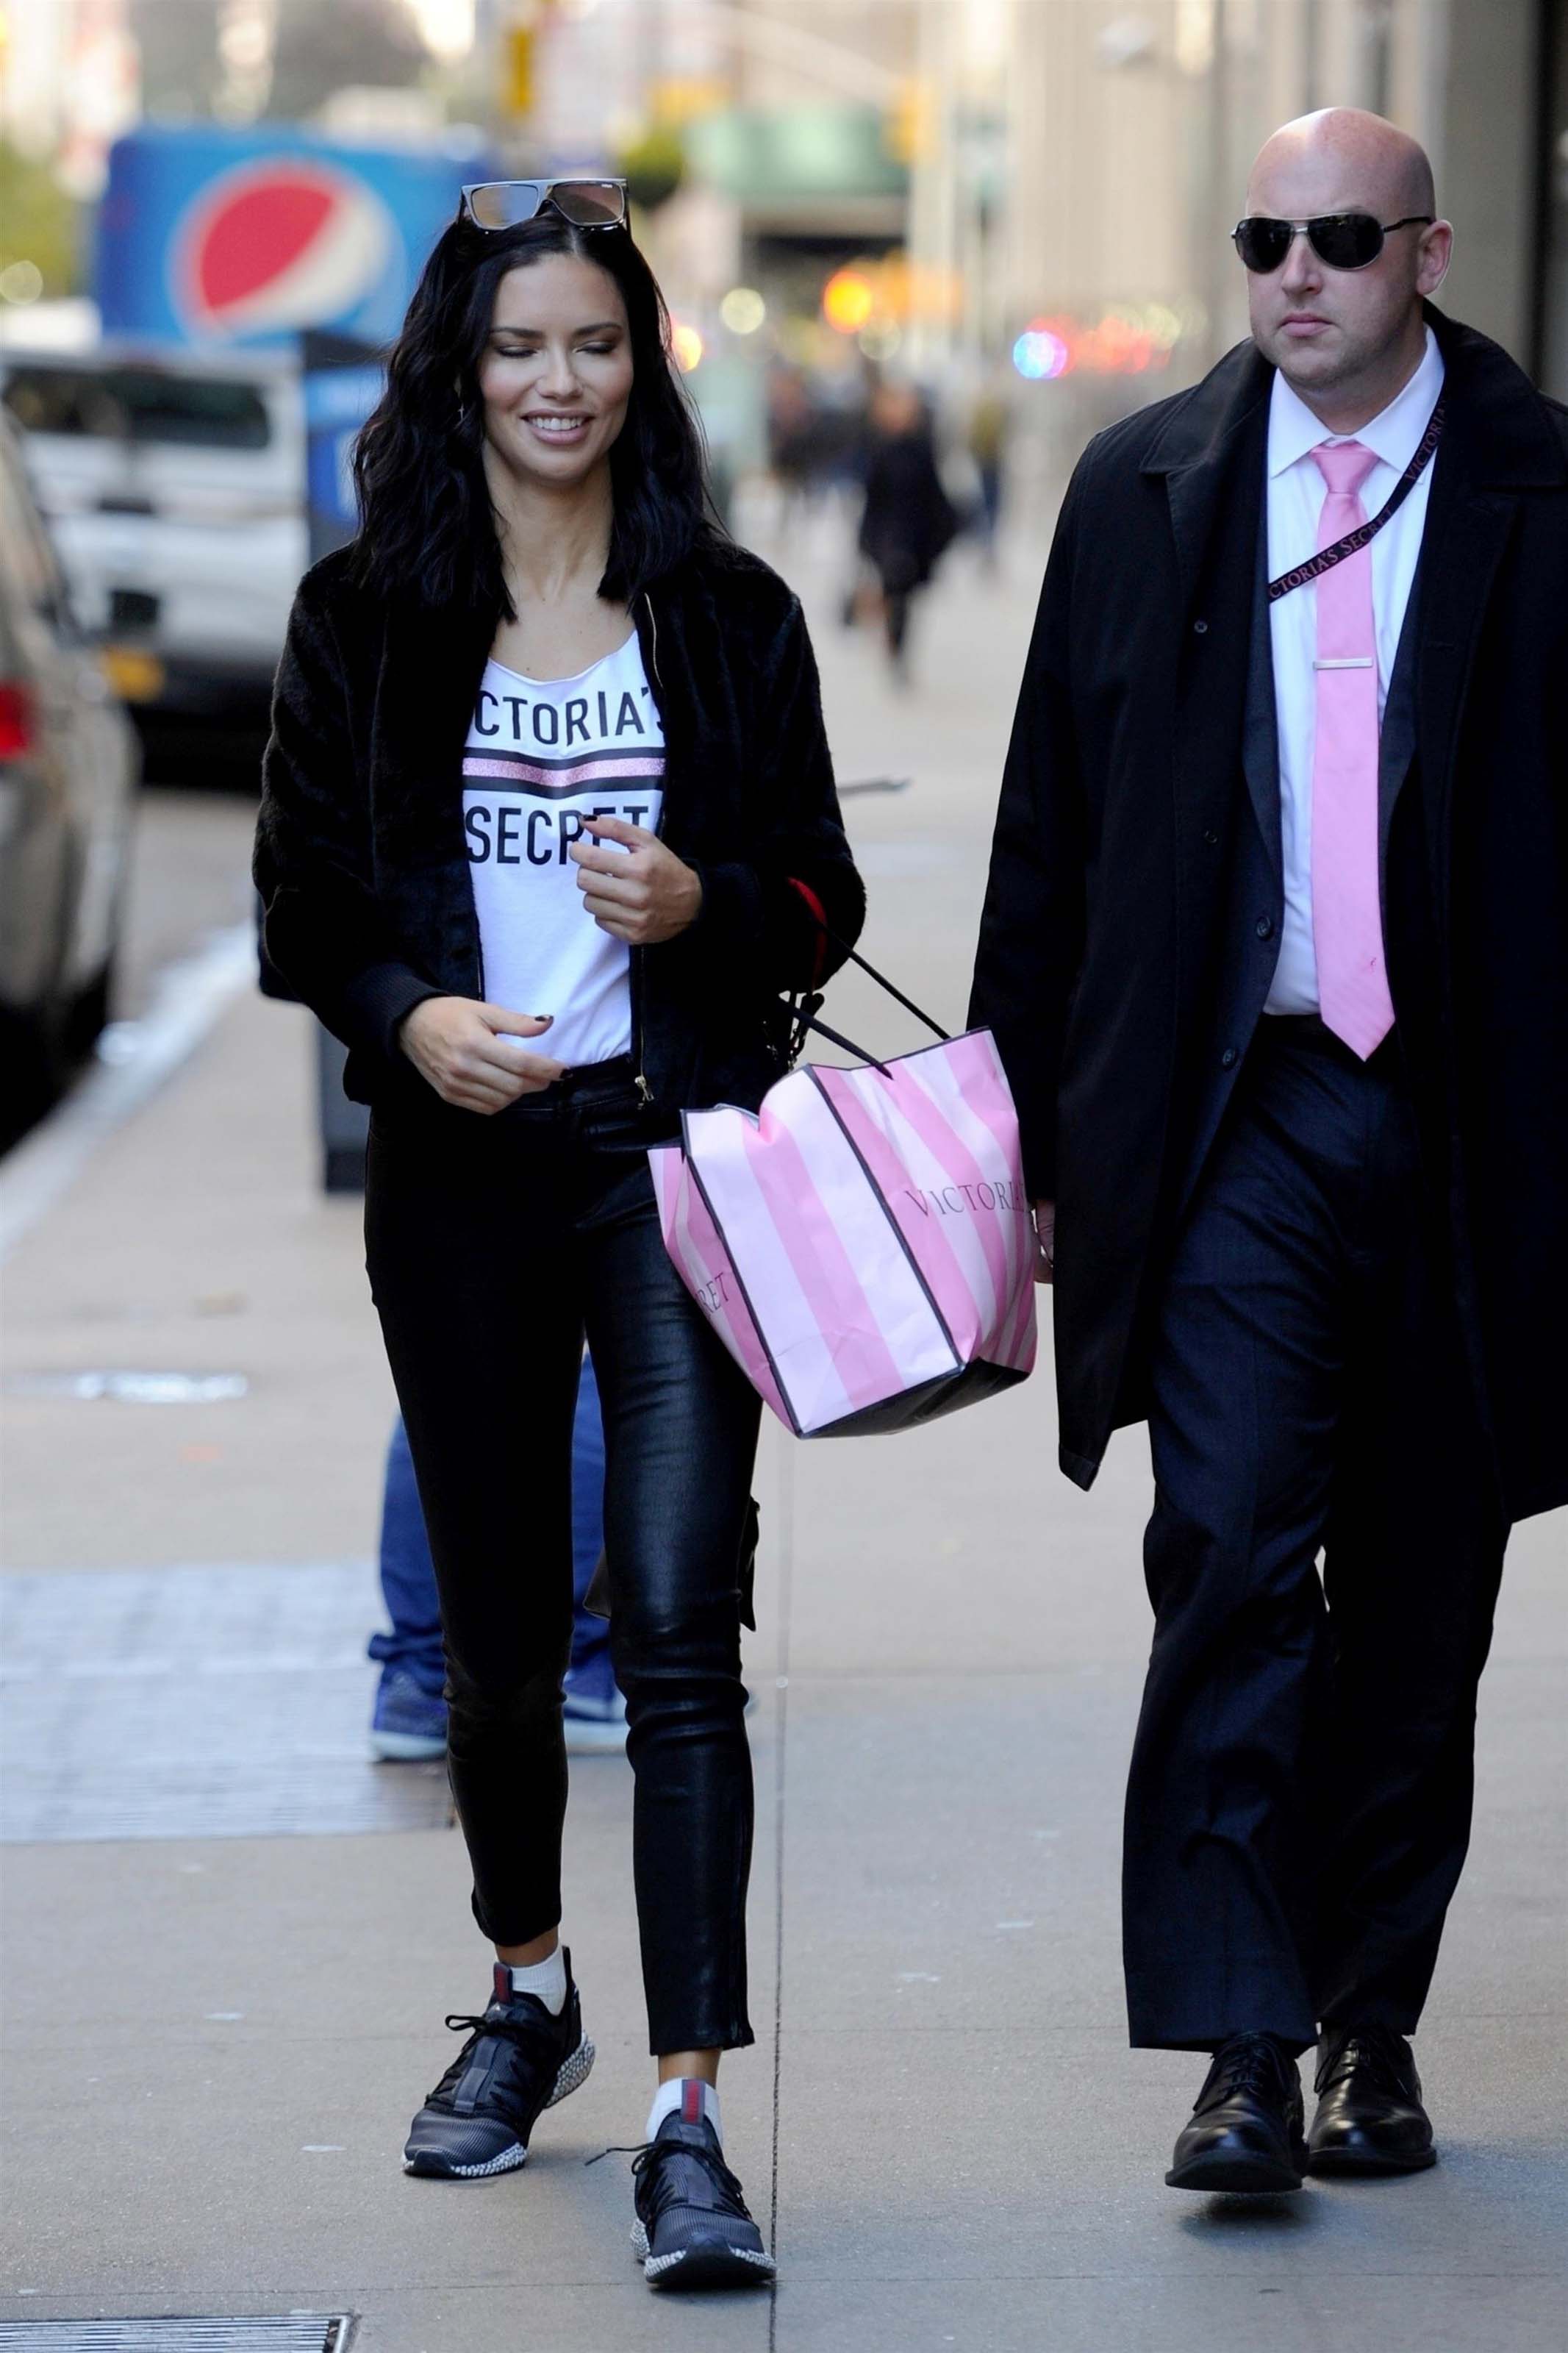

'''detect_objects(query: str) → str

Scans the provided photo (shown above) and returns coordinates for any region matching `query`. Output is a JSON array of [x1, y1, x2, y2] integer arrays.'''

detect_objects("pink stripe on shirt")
[[462, 753, 666, 790]]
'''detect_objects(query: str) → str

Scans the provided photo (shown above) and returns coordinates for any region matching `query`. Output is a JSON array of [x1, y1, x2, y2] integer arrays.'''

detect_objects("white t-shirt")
[[462, 632, 665, 1067]]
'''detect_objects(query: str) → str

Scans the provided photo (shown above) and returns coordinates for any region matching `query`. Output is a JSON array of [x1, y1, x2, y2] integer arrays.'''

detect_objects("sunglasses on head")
[[458, 177, 629, 232], [1232, 212, 1433, 274]]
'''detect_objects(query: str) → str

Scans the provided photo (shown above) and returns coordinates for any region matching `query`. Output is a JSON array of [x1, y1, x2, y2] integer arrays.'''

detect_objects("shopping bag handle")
[[831, 935, 951, 1043], [780, 888, 951, 1070], [787, 944, 951, 1074], [785, 877, 949, 1042], [796, 1009, 893, 1074]]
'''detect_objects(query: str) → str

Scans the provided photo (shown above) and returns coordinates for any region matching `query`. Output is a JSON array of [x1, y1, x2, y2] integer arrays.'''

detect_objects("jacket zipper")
[[633, 590, 667, 1106]]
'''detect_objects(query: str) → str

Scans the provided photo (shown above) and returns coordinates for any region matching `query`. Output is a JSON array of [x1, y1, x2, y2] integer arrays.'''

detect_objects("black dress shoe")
[[1166, 2033, 1309, 2193], [1307, 2024, 1436, 2175]]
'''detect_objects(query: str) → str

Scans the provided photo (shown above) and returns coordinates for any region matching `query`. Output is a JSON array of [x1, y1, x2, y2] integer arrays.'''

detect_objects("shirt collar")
[[1267, 324, 1445, 479]]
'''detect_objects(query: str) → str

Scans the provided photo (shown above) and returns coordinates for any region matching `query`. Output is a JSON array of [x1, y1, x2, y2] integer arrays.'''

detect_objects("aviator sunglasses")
[[1232, 211, 1433, 274], [458, 177, 629, 232]]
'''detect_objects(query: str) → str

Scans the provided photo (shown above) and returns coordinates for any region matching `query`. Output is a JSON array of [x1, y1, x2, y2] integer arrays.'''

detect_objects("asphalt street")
[[1, 515, 1564, 2353]]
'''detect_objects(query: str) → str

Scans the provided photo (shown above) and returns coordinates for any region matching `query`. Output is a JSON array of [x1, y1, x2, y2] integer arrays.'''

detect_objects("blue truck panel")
[[96, 123, 492, 348]]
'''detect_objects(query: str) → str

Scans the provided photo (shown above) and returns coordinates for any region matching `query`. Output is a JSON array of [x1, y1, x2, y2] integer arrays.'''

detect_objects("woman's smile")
[[518, 410, 594, 447]]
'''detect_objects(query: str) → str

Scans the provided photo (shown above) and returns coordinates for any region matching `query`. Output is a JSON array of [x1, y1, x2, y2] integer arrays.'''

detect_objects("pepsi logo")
[[171, 156, 395, 339]]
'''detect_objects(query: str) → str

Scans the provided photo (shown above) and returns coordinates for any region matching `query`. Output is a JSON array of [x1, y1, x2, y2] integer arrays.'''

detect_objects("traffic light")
[[504, 24, 534, 118], [886, 77, 934, 166]]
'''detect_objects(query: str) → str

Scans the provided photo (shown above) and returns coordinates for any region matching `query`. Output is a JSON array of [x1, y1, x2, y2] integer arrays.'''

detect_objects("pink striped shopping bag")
[[649, 1023, 1037, 1438]]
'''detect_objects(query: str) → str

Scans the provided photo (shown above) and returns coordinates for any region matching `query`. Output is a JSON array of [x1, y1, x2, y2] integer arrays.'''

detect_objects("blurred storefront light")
[[0, 261, 45, 307], [720, 287, 767, 335], [671, 321, 705, 373], [1013, 323, 1070, 380], [1013, 305, 1184, 382], [405, 0, 477, 62], [823, 268, 876, 335]]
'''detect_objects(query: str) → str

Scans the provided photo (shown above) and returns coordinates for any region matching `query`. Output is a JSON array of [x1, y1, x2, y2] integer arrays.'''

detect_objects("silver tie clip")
[[1314, 656, 1375, 669]]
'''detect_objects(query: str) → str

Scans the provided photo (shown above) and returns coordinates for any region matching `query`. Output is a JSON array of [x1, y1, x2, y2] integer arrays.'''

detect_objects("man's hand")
[[398, 998, 565, 1113], [1033, 1199, 1056, 1285], [570, 815, 703, 945]]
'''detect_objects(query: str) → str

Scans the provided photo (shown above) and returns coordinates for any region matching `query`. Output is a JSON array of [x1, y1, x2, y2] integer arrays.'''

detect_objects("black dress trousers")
[[1123, 1017, 1508, 2053]]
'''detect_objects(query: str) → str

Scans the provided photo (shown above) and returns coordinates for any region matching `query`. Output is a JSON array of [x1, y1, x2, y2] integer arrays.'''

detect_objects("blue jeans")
[[369, 1354, 615, 1704]]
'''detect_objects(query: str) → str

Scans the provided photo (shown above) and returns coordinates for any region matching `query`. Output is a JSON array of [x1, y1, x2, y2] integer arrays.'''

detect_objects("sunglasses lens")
[[551, 182, 626, 227], [1309, 214, 1383, 269], [465, 182, 545, 230], [1235, 218, 1293, 274]]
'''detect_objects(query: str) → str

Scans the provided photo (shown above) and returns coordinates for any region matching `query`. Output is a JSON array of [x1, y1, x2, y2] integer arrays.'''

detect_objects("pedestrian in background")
[[972, 109, 1568, 2193], [254, 176, 863, 2289], [856, 381, 958, 682], [966, 384, 1009, 569], [368, 1353, 625, 1763]]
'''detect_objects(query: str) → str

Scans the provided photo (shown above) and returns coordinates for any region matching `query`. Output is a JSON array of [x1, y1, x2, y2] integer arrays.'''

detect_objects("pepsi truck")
[[0, 123, 484, 724], [0, 124, 490, 1190]]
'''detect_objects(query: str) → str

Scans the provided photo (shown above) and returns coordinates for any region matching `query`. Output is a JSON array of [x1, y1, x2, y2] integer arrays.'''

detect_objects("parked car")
[[0, 413, 140, 1121], [0, 341, 306, 726]]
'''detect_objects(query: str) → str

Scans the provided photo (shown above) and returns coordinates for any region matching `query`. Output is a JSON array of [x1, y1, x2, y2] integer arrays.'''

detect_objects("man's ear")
[[1417, 221, 1453, 297]]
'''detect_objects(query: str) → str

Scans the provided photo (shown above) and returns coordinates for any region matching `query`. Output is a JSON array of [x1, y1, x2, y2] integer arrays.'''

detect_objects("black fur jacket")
[[253, 533, 865, 1112]]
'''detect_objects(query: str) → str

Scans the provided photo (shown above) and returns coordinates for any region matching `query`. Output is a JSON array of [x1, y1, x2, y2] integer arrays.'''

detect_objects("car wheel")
[[65, 957, 115, 1061], [0, 997, 68, 1140]]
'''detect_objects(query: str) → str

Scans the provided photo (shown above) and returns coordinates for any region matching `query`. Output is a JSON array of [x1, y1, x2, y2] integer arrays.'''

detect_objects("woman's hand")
[[570, 815, 703, 945], [398, 998, 565, 1113], [1033, 1199, 1056, 1285]]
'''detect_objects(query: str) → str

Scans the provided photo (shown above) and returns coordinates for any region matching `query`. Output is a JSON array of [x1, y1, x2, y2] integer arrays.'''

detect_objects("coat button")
[[1255, 915, 1275, 940], [1203, 827, 1219, 846], [1192, 618, 1209, 635], [1220, 1046, 1238, 1069]]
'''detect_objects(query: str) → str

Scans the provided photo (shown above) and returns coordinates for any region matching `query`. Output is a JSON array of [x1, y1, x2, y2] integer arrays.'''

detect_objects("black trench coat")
[[970, 306, 1568, 1523]]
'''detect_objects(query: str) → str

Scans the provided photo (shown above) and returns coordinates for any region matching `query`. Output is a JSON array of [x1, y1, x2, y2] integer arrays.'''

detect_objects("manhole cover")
[[0, 2324, 350, 2352], [1, 1565, 451, 1843]]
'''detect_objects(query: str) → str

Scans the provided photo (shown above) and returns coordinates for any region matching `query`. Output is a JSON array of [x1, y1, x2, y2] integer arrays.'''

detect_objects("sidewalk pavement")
[[2, 531, 1564, 2352]]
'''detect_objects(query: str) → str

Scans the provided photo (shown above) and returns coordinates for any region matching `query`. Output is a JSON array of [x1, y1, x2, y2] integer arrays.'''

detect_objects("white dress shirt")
[[1263, 326, 1445, 1015]]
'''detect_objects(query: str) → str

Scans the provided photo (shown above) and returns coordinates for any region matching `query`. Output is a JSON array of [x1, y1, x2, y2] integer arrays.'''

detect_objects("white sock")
[[647, 2077, 722, 2145], [508, 1946, 568, 2015]]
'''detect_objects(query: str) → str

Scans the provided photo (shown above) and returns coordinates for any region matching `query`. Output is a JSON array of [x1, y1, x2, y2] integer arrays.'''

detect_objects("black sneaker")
[[631, 2096, 775, 2289], [403, 1954, 594, 2179], [1165, 2032, 1309, 2193]]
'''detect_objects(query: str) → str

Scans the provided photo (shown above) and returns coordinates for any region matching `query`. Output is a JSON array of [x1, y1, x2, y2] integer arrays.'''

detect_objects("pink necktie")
[[1309, 440, 1394, 1058]]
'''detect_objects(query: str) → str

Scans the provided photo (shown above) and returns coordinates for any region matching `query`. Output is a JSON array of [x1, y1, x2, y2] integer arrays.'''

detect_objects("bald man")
[[972, 110, 1568, 2190]]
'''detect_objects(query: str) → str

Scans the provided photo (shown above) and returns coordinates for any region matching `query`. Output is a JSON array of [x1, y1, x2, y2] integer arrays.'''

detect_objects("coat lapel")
[[1413, 307, 1564, 904], [1242, 510, 1282, 881], [371, 595, 498, 993], [1142, 340, 1274, 621], [1414, 474, 1517, 908], [1378, 572, 1422, 871], [1139, 343, 1275, 1024]]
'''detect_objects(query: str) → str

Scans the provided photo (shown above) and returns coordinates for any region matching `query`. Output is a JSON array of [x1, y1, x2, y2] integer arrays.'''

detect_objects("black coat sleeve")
[[252, 576, 443, 1067], [678, 593, 865, 991], [967, 460, 1089, 1199]]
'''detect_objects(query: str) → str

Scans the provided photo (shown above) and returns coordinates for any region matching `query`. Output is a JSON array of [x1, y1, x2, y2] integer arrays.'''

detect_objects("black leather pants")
[[365, 1060, 762, 2054]]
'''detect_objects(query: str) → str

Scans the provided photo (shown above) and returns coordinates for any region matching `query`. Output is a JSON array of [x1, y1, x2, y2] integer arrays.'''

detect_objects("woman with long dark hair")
[[254, 179, 863, 2288]]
